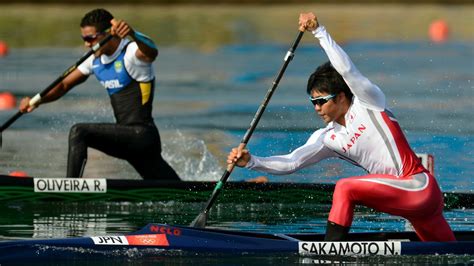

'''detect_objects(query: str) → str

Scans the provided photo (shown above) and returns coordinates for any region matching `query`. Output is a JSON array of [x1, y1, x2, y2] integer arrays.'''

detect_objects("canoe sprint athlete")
[[227, 12, 455, 241], [19, 9, 181, 181]]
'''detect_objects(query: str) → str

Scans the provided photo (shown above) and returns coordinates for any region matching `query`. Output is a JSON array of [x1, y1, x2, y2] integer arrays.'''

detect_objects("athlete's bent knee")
[[334, 178, 354, 197], [69, 124, 88, 141]]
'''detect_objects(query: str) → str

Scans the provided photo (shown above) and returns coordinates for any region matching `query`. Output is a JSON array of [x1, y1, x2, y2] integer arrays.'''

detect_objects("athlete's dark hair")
[[80, 8, 113, 32], [307, 61, 353, 101]]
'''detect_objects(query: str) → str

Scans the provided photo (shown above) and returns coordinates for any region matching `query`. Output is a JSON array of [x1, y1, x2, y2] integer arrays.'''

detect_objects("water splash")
[[162, 130, 222, 181]]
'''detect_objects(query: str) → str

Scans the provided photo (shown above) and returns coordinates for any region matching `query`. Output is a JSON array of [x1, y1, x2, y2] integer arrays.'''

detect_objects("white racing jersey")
[[78, 39, 155, 82], [246, 26, 424, 178]]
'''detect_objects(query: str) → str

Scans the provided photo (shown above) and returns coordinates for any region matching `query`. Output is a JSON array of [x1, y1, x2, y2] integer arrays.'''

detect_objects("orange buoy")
[[0, 41, 8, 57], [9, 171, 29, 178], [0, 92, 16, 110], [429, 19, 449, 43]]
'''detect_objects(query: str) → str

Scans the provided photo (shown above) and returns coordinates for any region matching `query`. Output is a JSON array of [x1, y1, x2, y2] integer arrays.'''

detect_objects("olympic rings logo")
[[140, 238, 156, 245]]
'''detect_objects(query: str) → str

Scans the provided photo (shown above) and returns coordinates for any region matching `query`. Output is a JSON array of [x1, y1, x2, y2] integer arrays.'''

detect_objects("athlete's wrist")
[[312, 25, 325, 37]]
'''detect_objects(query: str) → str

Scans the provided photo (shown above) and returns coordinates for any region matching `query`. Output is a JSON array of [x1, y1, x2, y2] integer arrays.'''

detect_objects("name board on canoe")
[[91, 234, 169, 246], [91, 236, 128, 245], [299, 241, 401, 256], [33, 178, 107, 193]]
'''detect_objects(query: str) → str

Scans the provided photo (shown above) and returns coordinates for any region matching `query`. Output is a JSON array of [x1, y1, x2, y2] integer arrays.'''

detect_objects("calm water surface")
[[0, 40, 473, 263]]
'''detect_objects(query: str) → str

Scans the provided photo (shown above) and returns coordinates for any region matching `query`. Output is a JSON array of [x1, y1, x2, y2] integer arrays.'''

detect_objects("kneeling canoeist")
[[19, 9, 180, 181], [227, 12, 455, 241]]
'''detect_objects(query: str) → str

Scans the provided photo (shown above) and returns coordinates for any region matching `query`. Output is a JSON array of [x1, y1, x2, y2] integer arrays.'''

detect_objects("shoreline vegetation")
[[0, 4, 472, 49], [1, 0, 473, 4]]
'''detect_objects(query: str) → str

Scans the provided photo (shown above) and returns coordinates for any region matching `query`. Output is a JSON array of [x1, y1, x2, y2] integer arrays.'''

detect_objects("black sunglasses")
[[309, 94, 336, 106], [81, 32, 105, 42]]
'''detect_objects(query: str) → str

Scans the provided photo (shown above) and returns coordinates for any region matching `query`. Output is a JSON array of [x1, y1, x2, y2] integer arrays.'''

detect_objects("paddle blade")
[[190, 212, 208, 228]]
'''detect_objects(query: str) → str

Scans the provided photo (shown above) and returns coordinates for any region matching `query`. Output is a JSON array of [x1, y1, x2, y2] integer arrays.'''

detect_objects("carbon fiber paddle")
[[191, 29, 307, 228], [0, 34, 113, 148]]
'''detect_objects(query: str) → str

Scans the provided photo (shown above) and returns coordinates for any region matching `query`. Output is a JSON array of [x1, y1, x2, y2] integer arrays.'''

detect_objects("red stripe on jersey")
[[380, 111, 425, 177]]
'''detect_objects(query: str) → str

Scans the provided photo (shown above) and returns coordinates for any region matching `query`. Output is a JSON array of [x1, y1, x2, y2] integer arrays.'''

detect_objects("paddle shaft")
[[191, 30, 305, 227], [0, 34, 114, 139]]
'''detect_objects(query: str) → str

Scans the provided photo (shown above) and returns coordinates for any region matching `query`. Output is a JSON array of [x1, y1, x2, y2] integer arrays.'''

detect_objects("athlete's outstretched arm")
[[111, 19, 158, 62], [19, 69, 88, 112], [246, 129, 335, 175], [314, 24, 386, 111]]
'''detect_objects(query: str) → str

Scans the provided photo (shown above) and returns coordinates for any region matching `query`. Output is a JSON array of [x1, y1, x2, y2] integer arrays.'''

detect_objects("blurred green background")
[[0, 3, 472, 49], [0, 0, 472, 3]]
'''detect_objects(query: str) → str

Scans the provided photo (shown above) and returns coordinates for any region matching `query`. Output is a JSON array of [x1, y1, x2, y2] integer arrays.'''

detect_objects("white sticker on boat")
[[34, 178, 107, 193], [299, 241, 401, 256], [92, 236, 128, 245]]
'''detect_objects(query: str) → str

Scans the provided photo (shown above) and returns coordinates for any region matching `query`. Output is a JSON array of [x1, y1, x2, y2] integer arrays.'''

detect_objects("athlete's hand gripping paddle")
[[0, 34, 113, 148]]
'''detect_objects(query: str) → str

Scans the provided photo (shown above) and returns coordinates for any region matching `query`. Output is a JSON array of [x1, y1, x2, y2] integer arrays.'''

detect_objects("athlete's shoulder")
[[124, 39, 137, 49], [123, 41, 153, 66], [351, 96, 384, 112], [77, 54, 95, 76], [307, 125, 333, 144]]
